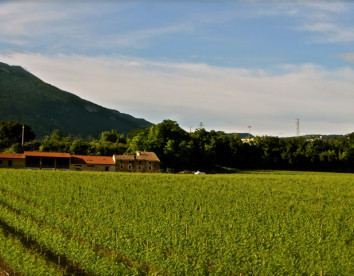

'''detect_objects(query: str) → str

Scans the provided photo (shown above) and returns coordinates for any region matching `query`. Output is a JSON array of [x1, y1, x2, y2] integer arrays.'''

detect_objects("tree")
[[0, 120, 35, 150], [39, 129, 71, 152], [69, 139, 90, 155], [100, 129, 123, 143]]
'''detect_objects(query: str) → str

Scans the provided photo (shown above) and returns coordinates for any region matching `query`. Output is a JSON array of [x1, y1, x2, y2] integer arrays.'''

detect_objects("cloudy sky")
[[1, 0, 354, 136]]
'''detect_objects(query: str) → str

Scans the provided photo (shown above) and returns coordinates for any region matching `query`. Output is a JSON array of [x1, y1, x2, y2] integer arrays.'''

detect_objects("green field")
[[0, 170, 353, 275]]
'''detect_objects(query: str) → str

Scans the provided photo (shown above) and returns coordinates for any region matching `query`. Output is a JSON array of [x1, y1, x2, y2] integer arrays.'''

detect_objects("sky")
[[0, 0, 354, 137]]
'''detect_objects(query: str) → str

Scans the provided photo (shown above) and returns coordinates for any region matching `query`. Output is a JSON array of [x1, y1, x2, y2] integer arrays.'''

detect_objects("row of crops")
[[0, 169, 353, 275]]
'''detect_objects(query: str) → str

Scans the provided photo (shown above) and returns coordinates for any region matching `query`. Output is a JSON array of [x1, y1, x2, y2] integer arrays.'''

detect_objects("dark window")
[[105, 166, 109, 171], [120, 164, 123, 169], [0, 160, 3, 165], [42, 157, 55, 168], [26, 156, 40, 168], [88, 165, 95, 167], [8, 160, 12, 167], [138, 165, 142, 170], [56, 158, 70, 169]]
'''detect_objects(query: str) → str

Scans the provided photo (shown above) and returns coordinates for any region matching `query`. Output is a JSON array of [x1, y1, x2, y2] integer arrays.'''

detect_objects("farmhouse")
[[0, 151, 160, 173], [114, 151, 160, 173]]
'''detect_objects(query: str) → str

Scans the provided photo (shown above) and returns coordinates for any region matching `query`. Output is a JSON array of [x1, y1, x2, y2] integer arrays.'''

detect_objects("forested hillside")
[[0, 62, 152, 139]]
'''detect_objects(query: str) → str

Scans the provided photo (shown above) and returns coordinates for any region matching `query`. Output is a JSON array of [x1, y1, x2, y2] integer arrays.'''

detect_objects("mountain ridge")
[[0, 62, 153, 139]]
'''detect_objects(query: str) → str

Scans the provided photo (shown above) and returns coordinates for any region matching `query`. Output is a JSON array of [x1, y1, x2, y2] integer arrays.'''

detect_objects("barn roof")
[[114, 154, 135, 161], [24, 151, 71, 158], [72, 155, 115, 165], [0, 153, 25, 159], [136, 152, 160, 162]]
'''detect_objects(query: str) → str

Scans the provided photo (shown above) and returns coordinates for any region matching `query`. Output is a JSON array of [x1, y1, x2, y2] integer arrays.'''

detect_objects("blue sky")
[[1, 0, 354, 136]]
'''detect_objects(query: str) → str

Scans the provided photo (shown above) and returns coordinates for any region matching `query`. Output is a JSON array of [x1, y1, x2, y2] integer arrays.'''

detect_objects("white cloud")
[[298, 22, 354, 43], [336, 53, 354, 63], [0, 2, 68, 37], [1, 52, 353, 136], [102, 24, 194, 48], [0, 1, 194, 50], [293, 1, 354, 43]]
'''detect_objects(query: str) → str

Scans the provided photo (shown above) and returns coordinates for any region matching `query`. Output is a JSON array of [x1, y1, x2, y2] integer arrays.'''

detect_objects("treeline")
[[1, 120, 354, 173]]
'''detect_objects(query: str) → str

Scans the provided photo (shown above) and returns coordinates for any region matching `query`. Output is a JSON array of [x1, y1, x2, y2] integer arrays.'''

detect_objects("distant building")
[[24, 151, 71, 170], [0, 153, 25, 169], [194, 171, 206, 175], [71, 155, 116, 172], [0, 151, 160, 173], [114, 151, 160, 173], [114, 154, 135, 172]]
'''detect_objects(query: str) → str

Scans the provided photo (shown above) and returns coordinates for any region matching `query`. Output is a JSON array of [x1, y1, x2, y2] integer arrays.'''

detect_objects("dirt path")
[[0, 258, 17, 276], [0, 267, 10, 276]]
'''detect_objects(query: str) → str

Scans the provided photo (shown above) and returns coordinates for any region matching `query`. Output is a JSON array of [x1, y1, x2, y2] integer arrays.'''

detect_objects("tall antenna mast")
[[199, 122, 204, 129], [296, 118, 300, 137], [22, 124, 25, 147], [248, 125, 251, 137]]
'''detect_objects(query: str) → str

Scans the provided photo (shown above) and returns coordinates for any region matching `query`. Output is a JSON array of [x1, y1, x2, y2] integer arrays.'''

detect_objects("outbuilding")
[[24, 151, 71, 170], [71, 155, 115, 172], [0, 153, 25, 169]]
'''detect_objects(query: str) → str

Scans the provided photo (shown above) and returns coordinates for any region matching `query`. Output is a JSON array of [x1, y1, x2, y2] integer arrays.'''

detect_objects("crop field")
[[0, 169, 353, 275]]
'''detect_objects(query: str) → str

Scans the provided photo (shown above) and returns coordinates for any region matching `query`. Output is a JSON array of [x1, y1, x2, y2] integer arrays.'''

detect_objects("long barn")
[[0, 151, 160, 173]]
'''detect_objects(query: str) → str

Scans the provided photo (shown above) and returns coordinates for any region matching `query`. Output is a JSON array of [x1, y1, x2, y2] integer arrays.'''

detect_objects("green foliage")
[[39, 129, 72, 153], [2, 118, 354, 172], [69, 139, 90, 155], [0, 120, 35, 150], [0, 170, 353, 275]]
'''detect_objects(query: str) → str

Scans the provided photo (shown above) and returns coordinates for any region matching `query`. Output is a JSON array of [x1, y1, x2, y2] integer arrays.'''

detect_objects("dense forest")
[[1, 120, 354, 173]]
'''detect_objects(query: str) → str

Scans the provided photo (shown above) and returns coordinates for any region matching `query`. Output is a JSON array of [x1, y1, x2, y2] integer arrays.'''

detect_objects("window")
[[149, 166, 152, 170], [87, 165, 95, 167], [105, 166, 109, 171], [120, 164, 124, 169], [8, 160, 12, 167], [138, 165, 142, 170], [75, 164, 83, 167], [0, 160, 2, 165], [128, 164, 132, 170]]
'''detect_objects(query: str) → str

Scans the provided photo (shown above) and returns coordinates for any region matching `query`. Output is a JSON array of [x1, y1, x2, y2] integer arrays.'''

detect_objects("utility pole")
[[199, 122, 204, 129], [296, 118, 300, 137], [248, 125, 251, 138], [22, 124, 25, 147]]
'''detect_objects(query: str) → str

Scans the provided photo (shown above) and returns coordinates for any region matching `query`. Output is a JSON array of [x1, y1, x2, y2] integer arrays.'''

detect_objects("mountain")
[[0, 62, 152, 139]]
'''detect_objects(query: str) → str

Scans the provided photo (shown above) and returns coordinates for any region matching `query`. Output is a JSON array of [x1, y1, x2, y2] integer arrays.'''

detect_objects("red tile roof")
[[0, 153, 25, 159], [24, 151, 71, 158], [72, 155, 115, 165]]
